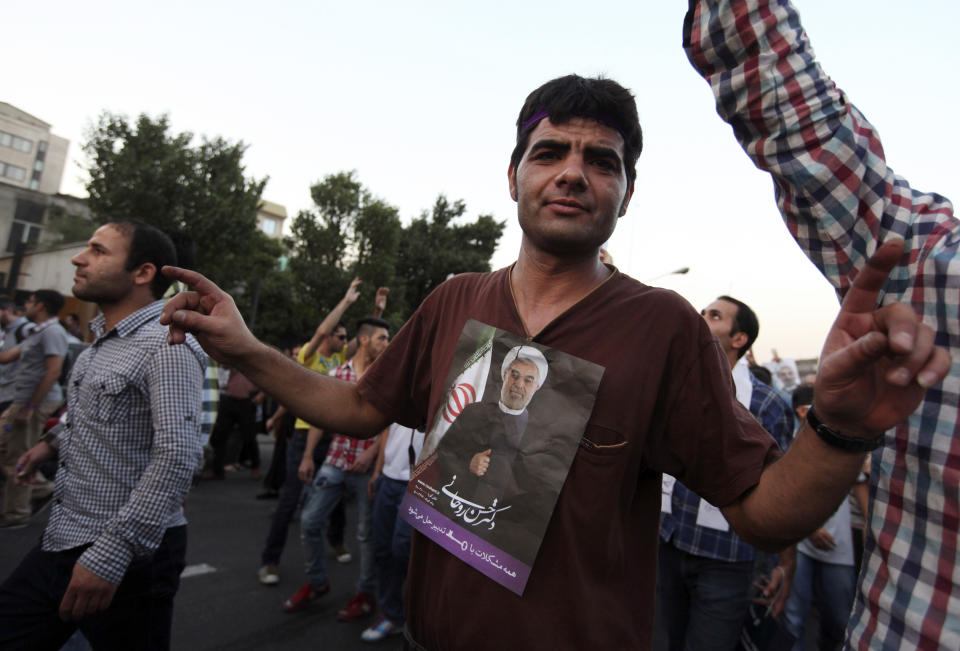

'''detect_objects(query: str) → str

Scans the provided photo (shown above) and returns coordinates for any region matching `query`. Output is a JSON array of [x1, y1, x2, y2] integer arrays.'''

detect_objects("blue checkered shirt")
[[686, 1, 960, 647], [660, 373, 793, 562], [42, 300, 205, 584]]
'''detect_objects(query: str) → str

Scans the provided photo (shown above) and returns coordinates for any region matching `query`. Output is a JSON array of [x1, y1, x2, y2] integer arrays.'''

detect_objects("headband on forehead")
[[519, 108, 627, 143]]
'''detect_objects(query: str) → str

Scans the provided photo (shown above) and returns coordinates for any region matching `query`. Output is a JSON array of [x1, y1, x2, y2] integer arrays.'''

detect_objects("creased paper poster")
[[401, 319, 604, 595]]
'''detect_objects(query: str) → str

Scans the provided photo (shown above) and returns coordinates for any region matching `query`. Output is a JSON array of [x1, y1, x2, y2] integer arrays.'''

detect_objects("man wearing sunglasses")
[[257, 278, 387, 588]]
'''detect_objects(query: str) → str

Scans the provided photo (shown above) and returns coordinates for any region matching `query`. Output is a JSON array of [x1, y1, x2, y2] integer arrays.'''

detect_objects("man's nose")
[[554, 156, 588, 190]]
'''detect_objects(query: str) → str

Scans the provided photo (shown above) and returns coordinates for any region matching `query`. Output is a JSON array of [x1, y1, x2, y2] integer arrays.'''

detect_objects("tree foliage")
[[80, 113, 505, 346], [397, 196, 504, 311], [275, 172, 504, 345], [82, 113, 269, 289]]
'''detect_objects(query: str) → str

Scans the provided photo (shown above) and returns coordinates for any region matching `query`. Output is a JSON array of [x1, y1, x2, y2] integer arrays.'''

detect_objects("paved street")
[[0, 436, 402, 651]]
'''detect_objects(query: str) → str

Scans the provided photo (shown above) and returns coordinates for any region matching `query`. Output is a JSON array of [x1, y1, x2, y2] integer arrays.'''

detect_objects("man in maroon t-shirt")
[[160, 75, 949, 649]]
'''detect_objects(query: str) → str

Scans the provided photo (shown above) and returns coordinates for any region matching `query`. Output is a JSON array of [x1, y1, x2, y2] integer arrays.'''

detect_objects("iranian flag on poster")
[[419, 324, 495, 459]]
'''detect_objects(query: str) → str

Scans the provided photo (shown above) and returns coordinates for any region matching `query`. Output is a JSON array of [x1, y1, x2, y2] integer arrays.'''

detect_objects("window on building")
[[33, 159, 43, 172], [5, 221, 42, 253], [259, 218, 278, 236], [29, 179, 39, 190], [1, 163, 27, 182], [38, 140, 48, 153], [0, 130, 33, 153], [15, 199, 46, 224]]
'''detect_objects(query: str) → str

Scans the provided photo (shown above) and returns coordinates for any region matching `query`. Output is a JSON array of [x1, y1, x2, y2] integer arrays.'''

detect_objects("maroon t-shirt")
[[358, 267, 778, 650]]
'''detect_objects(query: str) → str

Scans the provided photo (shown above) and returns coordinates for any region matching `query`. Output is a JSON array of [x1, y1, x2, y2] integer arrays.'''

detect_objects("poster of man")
[[401, 320, 602, 594]]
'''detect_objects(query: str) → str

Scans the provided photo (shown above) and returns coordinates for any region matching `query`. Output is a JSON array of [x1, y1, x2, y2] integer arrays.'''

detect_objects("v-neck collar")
[[505, 262, 618, 340]]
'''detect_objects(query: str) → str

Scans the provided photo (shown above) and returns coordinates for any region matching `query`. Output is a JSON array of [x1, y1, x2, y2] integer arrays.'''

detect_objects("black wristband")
[[807, 407, 884, 453]]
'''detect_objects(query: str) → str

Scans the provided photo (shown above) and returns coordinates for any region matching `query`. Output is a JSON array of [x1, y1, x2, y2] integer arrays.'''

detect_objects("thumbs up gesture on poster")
[[470, 449, 492, 476]]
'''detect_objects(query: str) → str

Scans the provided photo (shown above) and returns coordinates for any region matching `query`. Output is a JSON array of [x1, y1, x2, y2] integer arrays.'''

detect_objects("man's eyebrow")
[[584, 145, 623, 164], [527, 139, 570, 155]]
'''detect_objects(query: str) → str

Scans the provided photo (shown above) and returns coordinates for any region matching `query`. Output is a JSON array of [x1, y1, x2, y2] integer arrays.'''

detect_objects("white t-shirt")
[[382, 423, 425, 482]]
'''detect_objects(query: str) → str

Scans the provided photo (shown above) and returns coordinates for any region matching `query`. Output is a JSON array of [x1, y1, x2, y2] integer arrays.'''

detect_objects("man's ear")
[[732, 331, 749, 353], [618, 180, 635, 217], [508, 164, 518, 202], [132, 262, 157, 288]]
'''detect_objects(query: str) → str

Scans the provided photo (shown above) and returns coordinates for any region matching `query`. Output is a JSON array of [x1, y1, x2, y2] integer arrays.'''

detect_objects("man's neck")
[[317, 341, 338, 359], [351, 348, 374, 377], [30, 310, 51, 326], [510, 241, 612, 337], [726, 351, 740, 370], [100, 293, 155, 332]]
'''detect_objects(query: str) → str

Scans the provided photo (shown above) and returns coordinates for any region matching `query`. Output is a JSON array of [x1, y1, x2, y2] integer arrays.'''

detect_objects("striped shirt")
[[686, 1, 960, 647], [43, 300, 206, 584]]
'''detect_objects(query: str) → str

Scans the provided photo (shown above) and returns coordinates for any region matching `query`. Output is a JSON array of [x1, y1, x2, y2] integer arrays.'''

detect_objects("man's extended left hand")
[[58, 563, 118, 621], [814, 239, 951, 438]]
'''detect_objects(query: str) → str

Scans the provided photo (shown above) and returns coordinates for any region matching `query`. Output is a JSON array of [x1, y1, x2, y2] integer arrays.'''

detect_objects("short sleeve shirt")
[[357, 268, 779, 650], [14, 318, 68, 403]]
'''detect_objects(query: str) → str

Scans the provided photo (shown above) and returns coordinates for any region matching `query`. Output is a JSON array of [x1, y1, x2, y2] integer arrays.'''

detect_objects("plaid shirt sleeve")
[[685, 2, 960, 647], [77, 338, 204, 583], [749, 376, 792, 451]]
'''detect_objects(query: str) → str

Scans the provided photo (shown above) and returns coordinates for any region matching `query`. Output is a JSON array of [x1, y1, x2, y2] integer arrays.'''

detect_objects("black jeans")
[[260, 429, 346, 566], [0, 525, 187, 651], [210, 396, 258, 476]]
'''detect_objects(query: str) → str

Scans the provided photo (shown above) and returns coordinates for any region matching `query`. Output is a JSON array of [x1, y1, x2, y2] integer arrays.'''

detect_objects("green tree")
[[285, 171, 402, 337], [396, 195, 504, 311], [246, 170, 504, 345], [82, 113, 267, 289], [44, 205, 97, 244]]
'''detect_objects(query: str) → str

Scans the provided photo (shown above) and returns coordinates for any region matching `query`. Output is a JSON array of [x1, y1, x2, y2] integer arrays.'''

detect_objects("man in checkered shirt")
[[0, 221, 205, 649], [685, 0, 960, 647], [658, 296, 795, 649]]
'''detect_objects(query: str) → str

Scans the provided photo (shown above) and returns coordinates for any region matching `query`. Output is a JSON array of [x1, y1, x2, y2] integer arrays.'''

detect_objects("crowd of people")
[[0, 1, 957, 650]]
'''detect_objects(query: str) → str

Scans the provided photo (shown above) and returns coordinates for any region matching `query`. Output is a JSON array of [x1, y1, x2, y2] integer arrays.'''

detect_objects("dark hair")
[[717, 295, 758, 359], [792, 385, 814, 412], [748, 364, 773, 386], [356, 316, 391, 339], [162, 228, 195, 271], [106, 220, 178, 299], [32, 289, 65, 317], [510, 75, 643, 186]]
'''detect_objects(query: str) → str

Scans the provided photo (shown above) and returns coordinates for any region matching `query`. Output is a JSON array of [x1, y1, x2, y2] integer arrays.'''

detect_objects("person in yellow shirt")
[[257, 278, 387, 587]]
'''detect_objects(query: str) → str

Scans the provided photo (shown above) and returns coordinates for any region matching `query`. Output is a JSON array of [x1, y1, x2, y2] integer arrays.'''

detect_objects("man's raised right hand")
[[160, 266, 261, 365]]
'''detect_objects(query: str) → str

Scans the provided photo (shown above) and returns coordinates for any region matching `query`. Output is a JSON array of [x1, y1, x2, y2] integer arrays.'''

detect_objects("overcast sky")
[[5, 1, 957, 360]]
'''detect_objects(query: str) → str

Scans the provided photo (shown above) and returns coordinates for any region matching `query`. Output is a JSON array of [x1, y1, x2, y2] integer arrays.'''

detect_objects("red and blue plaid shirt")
[[686, 2, 960, 647], [324, 359, 376, 470]]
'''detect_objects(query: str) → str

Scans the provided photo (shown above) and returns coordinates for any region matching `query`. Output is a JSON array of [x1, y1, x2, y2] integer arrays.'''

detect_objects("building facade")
[[0, 102, 70, 195]]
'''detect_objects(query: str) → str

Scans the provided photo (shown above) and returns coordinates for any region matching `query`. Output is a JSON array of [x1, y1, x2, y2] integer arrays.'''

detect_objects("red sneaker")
[[282, 581, 329, 613], [336, 591, 375, 621]]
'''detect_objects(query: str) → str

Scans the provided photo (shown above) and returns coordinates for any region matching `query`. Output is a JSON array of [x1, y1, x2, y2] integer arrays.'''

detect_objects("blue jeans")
[[260, 430, 345, 566], [783, 551, 855, 651], [655, 542, 754, 651], [372, 476, 412, 624], [300, 463, 375, 593]]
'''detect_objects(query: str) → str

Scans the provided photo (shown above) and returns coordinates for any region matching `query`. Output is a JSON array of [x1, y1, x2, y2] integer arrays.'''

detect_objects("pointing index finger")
[[161, 265, 222, 297], [839, 238, 905, 315]]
